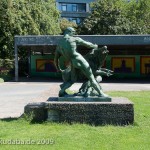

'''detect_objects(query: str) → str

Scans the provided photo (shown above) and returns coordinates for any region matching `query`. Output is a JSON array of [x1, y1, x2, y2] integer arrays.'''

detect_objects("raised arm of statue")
[[76, 37, 98, 49]]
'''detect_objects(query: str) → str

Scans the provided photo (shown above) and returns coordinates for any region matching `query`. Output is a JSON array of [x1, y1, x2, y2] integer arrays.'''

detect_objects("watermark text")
[[0, 138, 55, 145]]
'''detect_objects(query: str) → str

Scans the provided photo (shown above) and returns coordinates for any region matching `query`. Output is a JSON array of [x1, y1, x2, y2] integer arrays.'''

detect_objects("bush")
[[0, 78, 4, 83], [0, 59, 14, 69], [4, 59, 14, 70], [0, 59, 14, 81]]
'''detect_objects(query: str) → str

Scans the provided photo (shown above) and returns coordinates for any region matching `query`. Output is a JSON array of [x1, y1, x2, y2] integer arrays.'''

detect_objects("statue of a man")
[[54, 27, 106, 97]]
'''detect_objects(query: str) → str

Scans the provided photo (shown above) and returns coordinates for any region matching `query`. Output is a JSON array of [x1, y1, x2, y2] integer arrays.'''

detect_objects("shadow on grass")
[[0, 116, 44, 125], [0, 117, 19, 122], [0, 117, 137, 127]]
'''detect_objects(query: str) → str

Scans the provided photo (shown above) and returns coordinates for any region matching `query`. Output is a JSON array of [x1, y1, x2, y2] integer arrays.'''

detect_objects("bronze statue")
[[54, 27, 112, 97]]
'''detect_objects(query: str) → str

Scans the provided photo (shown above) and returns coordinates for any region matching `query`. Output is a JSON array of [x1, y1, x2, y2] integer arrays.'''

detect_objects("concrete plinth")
[[24, 97, 134, 125], [58, 96, 111, 102]]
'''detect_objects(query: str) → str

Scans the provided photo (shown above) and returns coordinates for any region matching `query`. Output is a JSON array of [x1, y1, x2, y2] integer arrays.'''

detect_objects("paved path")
[[0, 79, 150, 119]]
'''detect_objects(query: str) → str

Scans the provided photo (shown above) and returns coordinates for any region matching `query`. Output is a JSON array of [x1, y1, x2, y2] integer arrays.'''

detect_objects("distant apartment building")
[[56, 0, 94, 24]]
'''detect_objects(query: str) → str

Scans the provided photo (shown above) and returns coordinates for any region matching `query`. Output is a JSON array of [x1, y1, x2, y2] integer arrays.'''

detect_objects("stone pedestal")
[[24, 97, 134, 125], [58, 96, 111, 102]]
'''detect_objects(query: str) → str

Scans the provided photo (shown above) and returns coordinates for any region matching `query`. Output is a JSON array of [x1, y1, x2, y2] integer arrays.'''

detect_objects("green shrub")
[[4, 59, 14, 70], [0, 59, 14, 70], [0, 78, 4, 83], [0, 59, 14, 81]]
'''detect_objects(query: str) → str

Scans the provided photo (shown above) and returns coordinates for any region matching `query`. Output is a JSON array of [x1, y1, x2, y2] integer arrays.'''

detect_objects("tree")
[[0, 0, 61, 59], [78, 0, 150, 35], [59, 18, 77, 34], [125, 0, 150, 34]]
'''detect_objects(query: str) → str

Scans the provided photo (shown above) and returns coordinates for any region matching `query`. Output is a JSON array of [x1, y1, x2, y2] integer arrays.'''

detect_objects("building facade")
[[56, 0, 94, 24], [14, 35, 150, 81]]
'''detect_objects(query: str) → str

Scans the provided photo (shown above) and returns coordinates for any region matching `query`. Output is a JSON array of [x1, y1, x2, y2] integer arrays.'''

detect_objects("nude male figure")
[[54, 27, 105, 97]]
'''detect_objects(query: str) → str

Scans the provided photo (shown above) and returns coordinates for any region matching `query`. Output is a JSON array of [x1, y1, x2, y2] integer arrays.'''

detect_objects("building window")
[[78, 4, 86, 12], [59, 3, 86, 12], [72, 4, 77, 12], [61, 4, 67, 11]]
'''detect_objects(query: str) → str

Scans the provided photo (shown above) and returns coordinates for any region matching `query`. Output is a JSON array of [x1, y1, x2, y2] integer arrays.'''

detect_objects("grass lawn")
[[0, 91, 150, 150]]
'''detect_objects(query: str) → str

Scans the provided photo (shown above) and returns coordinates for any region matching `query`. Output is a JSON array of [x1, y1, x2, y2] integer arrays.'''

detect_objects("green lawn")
[[0, 91, 150, 150]]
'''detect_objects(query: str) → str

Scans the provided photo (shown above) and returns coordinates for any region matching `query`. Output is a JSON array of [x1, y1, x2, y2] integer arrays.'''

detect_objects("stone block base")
[[24, 97, 134, 125], [58, 96, 111, 102]]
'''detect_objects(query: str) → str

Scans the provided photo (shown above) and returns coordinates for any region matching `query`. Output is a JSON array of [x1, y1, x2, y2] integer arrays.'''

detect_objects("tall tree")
[[125, 0, 150, 34], [78, 0, 150, 35], [0, 0, 61, 59]]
